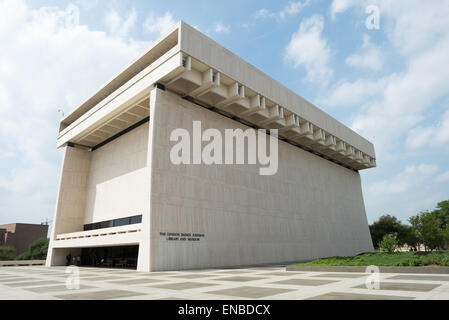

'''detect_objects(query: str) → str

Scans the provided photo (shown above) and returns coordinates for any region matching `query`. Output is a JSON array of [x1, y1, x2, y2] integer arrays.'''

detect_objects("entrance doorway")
[[81, 245, 138, 269]]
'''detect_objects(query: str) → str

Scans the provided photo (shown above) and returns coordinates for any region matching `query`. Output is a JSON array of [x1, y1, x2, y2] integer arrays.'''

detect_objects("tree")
[[409, 211, 446, 251], [369, 215, 400, 249], [399, 225, 420, 251], [443, 224, 449, 249], [433, 200, 449, 229], [0, 246, 16, 261], [429, 199, 449, 250], [16, 238, 49, 260], [369, 215, 412, 249], [378, 234, 398, 253]]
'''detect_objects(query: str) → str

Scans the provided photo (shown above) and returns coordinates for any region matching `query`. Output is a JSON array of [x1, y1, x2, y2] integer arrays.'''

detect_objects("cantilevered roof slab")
[[177, 23, 374, 159], [56, 21, 376, 171]]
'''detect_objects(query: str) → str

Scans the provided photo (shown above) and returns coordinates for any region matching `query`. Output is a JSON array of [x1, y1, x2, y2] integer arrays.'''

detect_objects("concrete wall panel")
[[84, 123, 150, 224], [149, 89, 373, 271]]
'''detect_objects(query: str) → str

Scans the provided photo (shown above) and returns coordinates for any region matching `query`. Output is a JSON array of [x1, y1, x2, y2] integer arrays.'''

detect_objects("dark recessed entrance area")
[[81, 245, 138, 269]]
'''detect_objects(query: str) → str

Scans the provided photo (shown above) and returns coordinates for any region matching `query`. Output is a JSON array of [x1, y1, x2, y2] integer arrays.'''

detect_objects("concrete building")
[[46, 22, 376, 271], [0, 223, 49, 255]]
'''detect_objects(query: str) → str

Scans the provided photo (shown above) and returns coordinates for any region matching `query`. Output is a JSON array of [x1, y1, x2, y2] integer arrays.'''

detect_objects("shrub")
[[0, 246, 16, 260], [299, 251, 449, 267], [378, 234, 398, 253], [16, 238, 49, 260]]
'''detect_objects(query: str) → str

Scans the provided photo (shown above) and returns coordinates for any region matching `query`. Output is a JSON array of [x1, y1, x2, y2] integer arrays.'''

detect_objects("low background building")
[[0, 223, 48, 255]]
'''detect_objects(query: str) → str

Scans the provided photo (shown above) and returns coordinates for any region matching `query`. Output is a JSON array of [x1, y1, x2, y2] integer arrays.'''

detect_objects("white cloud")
[[330, 0, 359, 19], [255, 8, 270, 19], [327, 1, 449, 160], [256, 1, 310, 21], [104, 8, 137, 38], [0, 0, 151, 223], [434, 170, 449, 183], [350, 33, 449, 158], [321, 76, 392, 108], [285, 15, 333, 85], [328, 0, 449, 223], [368, 164, 438, 197], [345, 35, 383, 71], [143, 11, 177, 39], [75, 0, 98, 11], [330, 0, 449, 56], [363, 164, 443, 222], [213, 23, 230, 34], [406, 109, 449, 149], [381, 1, 449, 56], [283, 1, 309, 16]]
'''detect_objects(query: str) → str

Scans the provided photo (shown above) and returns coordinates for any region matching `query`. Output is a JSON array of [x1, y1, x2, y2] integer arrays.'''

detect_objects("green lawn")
[[298, 252, 449, 267]]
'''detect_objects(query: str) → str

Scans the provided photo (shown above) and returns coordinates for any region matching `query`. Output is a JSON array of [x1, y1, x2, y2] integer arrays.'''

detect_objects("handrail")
[[55, 224, 143, 241]]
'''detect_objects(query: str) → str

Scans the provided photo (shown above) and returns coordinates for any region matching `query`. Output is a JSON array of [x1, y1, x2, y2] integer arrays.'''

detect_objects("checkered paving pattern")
[[0, 265, 449, 300]]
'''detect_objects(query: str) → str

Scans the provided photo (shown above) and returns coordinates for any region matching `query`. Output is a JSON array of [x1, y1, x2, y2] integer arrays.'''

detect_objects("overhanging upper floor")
[[56, 21, 376, 171]]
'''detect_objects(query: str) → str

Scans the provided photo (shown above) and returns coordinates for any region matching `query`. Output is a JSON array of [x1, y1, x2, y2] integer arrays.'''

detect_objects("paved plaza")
[[0, 265, 448, 300]]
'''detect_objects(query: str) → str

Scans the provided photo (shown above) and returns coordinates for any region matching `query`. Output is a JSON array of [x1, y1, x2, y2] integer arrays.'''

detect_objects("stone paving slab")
[[0, 277, 37, 283], [51, 273, 98, 278], [270, 279, 339, 286], [213, 270, 255, 274], [307, 291, 415, 300], [387, 275, 449, 282], [25, 284, 95, 293], [260, 272, 304, 276], [1, 265, 449, 300], [108, 278, 166, 285], [23, 272, 66, 276], [312, 273, 367, 278], [150, 282, 218, 290], [287, 265, 449, 274], [206, 286, 294, 299], [170, 274, 216, 279], [100, 270, 139, 274], [79, 275, 131, 281], [247, 267, 285, 271], [211, 276, 265, 282], [177, 269, 217, 273], [55, 289, 146, 300], [3, 280, 61, 288], [353, 282, 441, 292], [137, 272, 178, 276]]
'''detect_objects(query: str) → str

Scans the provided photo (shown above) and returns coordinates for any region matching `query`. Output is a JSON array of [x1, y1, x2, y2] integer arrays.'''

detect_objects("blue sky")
[[0, 0, 448, 227]]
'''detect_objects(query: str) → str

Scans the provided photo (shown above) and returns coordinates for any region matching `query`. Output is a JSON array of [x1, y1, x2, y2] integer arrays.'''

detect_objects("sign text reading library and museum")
[[160, 232, 205, 242]]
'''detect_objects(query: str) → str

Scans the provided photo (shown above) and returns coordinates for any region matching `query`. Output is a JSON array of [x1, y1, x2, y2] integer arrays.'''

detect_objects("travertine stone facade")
[[148, 89, 372, 270], [46, 21, 375, 271], [84, 123, 150, 224]]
